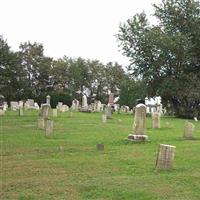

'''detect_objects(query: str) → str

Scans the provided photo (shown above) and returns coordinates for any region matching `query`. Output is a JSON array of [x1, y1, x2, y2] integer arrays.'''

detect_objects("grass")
[[1, 110, 200, 200]]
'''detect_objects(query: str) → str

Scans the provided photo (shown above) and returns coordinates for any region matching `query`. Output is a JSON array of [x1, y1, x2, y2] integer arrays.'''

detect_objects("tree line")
[[1, 36, 143, 108]]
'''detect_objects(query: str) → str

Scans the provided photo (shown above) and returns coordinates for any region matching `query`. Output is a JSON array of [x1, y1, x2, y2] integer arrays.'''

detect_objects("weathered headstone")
[[133, 103, 146, 134], [155, 144, 176, 170], [41, 104, 50, 119], [10, 101, 19, 111], [128, 103, 147, 142], [96, 144, 104, 151], [53, 109, 57, 117], [37, 118, 45, 129], [18, 108, 23, 116], [58, 145, 64, 152], [0, 109, 5, 116], [183, 121, 195, 139], [104, 105, 112, 119], [108, 93, 114, 105], [152, 112, 160, 128], [102, 114, 107, 123], [45, 119, 53, 137]]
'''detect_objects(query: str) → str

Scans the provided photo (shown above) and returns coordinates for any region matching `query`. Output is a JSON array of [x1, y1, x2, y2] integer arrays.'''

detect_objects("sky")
[[0, 0, 161, 66]]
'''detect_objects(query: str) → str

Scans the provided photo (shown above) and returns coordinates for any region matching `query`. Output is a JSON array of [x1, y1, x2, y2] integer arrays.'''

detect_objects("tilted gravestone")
[[152, 112, 160, 128], [183, 121, 195, 139], [155, 144, 176, 170]]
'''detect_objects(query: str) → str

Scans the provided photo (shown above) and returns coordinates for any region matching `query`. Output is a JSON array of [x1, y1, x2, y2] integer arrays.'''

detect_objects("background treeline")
[[0, 36, 145, 108]]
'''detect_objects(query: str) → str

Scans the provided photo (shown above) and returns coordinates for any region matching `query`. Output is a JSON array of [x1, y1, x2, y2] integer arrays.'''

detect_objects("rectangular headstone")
[[156, 144, 176, 170], [45, 120, 53, 137]]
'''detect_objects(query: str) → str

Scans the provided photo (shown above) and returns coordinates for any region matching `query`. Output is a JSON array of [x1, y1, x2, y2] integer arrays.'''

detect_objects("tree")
[[117, 0, 200, 118], [19, 42, 53, 101], [0, 36, 27, 103]]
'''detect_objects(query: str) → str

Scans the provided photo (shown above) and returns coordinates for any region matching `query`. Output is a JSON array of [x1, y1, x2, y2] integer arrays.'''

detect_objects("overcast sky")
[[1, 0, 161, 66]]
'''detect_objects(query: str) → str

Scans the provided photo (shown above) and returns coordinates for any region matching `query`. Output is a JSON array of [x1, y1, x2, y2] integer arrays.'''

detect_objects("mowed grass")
[[1, 110, 200, 200]]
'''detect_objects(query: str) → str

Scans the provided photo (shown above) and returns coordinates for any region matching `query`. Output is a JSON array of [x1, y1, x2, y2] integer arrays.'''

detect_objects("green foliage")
[[117, 0, 200, 118], [119, 78, 147, 108], [49, 91, 72, 108]]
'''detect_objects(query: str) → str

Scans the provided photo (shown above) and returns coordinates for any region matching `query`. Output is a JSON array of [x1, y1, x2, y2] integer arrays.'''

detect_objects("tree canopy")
[[117, 0, 200, 118]]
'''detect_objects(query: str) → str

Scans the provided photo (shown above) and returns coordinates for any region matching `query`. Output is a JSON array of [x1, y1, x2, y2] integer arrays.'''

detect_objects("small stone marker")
[[37, 118, 45, 129], [155, 144, 176, 170], [19, 108, 23, 116], [104, 105, 112, 119], [45, 119, 53, 137], [69, 111, 73, 117], [58, 145, 64, 152], [183, 121, 195, 139], [96, 144, 104, 151], [53, 109, 57, 117], [0, 109, 5, 116], [102, 114, 107, 123], [128, 134, 148, 141], [194, 117, 198, 122], [152, 112, 160, 128]]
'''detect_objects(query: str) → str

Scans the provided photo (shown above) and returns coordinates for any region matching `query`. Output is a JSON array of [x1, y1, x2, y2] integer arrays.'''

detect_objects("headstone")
[[155, 144, 176, 170], [46, 95, 51, 105], [60, 105, 69, 112], [128, 134, 148, 141], [71, 99, 79, 111], [133, 103, 146, 134], [45, 120, 53, 137], [104, 105, 112, 119], [56, 102, 63, 111], [108, 93, 114, 105], [37, 118, 45, 129], [0, 109, 5, 116], [102, 114, 107, 123], [58, 145, 64, 152], [152, 112, 160, 128], [10, 101, 19, 111], [19, 108, 23, 116], [34, 102, 40, 110], [27, 99, 34, 107], [194, 117, 198, 122], [128, 103, 147, 142], [183, 121, 195, 139], [53, 109, 57, 117], [18, 101, 23, 108], [41, 104, 50, 119], [82, 94, 88, 109], [96, 144, 104, 151]]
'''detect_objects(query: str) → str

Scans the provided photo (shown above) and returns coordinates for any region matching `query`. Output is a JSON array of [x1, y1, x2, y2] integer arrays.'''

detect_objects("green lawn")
[[1, 110, 200, 200]]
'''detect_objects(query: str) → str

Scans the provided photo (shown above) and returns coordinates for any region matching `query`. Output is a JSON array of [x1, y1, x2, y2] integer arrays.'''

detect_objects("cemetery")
[[1, 0, 200, 199], [1, 99, 200, 200]]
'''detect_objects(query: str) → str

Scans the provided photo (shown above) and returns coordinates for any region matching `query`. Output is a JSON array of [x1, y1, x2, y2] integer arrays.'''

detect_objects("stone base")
[[127, 134, 148, 142]]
